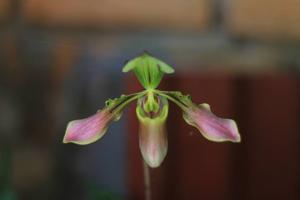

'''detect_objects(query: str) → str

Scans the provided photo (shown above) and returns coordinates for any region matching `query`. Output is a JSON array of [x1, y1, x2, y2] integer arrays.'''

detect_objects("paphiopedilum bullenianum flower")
[[63, 52, 241, 168]]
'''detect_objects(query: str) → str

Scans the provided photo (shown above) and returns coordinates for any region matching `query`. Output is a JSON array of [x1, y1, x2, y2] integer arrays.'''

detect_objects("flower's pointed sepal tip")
[[122, 52, 174, 89], [183, 103, 241, 143], [63, 111, 111, 145]]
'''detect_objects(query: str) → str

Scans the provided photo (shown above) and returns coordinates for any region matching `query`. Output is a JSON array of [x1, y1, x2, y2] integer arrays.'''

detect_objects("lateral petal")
[[63, 110, 111, 145], [183, 103, 241, 142]]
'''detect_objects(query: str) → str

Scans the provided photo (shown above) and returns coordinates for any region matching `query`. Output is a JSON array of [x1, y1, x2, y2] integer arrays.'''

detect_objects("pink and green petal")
[[63, 93, 143, 145], [183, 103, 241, 142], [63, 110, 111, 145], [158, 91, 241, 143]]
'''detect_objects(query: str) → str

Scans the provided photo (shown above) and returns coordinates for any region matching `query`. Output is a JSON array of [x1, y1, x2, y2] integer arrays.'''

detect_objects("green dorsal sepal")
[[122, 52, 174, 89]]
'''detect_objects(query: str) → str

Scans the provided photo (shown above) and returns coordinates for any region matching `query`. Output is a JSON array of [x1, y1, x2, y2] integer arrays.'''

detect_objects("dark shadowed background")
[[0, 0, 300, 200]]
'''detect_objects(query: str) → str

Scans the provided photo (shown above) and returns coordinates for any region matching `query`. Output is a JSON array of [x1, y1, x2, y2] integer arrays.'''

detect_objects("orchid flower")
[[63, 52, 241, 168]]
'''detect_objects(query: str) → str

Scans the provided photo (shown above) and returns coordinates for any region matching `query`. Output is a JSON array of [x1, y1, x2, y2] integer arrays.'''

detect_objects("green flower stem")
[[143, 160, 152, 200]]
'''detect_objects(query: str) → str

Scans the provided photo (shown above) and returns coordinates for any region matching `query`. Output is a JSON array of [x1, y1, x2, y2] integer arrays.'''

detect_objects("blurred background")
[[0, 0, 300, 199]]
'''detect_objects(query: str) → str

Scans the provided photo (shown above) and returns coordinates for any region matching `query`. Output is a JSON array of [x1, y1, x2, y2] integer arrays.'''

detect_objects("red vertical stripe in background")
[[172, 73, 235, 200], [246, 74, 299, 200]]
